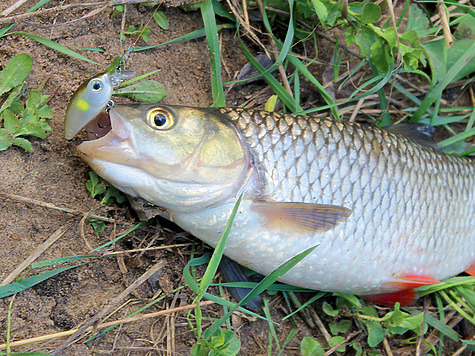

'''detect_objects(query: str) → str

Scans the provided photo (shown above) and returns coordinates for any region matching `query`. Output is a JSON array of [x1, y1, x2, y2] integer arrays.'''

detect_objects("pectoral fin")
[[361, 273, 440, 306], [251, 201, 352, 234]]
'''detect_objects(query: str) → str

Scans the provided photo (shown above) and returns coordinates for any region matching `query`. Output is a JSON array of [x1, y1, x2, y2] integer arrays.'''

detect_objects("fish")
[[65, 101, 475, 306]]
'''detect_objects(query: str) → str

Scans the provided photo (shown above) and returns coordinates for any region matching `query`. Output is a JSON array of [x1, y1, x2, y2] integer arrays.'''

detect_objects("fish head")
[[65, 72, 114, 140], [70, 104, 252, 212]]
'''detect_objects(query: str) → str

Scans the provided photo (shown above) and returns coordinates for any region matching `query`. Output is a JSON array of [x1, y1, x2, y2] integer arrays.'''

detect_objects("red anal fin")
[[361, 274, 440, 306], [465, 263, 475, 276], [387, 273, 440, 290], [361, 289, 417, 306]]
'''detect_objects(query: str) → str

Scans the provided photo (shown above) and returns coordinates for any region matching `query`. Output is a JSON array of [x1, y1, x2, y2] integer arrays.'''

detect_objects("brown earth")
[[0, 1, 337, 354]]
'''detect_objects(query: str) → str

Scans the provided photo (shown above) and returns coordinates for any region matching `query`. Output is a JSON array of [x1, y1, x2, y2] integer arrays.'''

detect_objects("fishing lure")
[[65, 70, 135, 140]]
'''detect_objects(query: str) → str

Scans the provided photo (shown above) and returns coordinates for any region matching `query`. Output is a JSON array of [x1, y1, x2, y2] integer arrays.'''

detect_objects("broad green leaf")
[[366, 320, 384, 347], [322, 301, 339, 316], [300, 336, 324, 356], [153, 10, 169, 30], [3, 109, 20, 133], [329, 336, 346, 352], [309, 0, 329, 26], [100, 185, 126, 206], [399, 312, 424, 331], [386, 304, 407, 327], [38, 104, 52, 118], [329, 319, 351, 335], [406, 3, 429, 38], [0, 128, 13, 150], [19, 118, 47, 139], [8, 101, 24, 115], [265, 95, 278, 112], [362, 2, 381, 24], [13, 137, 33, 152], [0, 84, 22, 114], [0, 53, 32, 96], [114, 80, 167, 103], [370, 39, 392, 72]]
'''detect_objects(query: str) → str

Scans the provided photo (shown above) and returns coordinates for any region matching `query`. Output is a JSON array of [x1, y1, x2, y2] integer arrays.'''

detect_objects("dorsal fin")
[[384, 123, 438, 149]]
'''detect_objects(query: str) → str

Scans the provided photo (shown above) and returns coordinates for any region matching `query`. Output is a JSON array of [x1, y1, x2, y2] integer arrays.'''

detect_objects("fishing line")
[[116, 0, 166, 72]]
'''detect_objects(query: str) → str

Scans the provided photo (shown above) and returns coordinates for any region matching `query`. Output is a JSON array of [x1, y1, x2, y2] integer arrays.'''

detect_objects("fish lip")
[[76, 108, 131, 153]]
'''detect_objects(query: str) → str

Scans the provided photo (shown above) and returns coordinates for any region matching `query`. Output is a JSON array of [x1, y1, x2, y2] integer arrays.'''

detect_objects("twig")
[[79, 211, 94, 251], [349, 97, 365, 122], [0, 1, 149, 24], [324, 331, 359, 355], [382, 336, 394, 356], [53, 259, 166, 354], [104, 243, 194, 256], [225, 0, 269, 57], [0, 300, 214, 350], [0, 223, 72, 286], [2, 0, 29, 16], [0, 191, 120, 223], [452, 344, 468, 356], [308, 307, 332, 344], [437, 0, 453, 48], [255, 0, 293, 97], [416, 297, 430, 356], [430, 0, 469, 23]]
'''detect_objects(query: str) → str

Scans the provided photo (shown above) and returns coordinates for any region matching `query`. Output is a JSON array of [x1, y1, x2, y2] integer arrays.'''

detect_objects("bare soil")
[[0, 1, 334, 354]]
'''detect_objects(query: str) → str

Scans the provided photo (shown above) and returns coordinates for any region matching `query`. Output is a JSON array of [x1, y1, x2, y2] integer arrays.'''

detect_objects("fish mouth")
[[71, 108, 132, 162], [82, 111, 113, 141]]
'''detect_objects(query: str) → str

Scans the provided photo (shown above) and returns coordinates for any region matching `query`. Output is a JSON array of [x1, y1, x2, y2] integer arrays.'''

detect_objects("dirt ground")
[[0, 1, 341, 354], [1, 1, 472, 356]]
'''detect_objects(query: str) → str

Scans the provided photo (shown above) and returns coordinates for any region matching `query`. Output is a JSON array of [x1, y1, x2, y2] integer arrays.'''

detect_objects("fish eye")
[[146, 107, 175, 130], [91, 80, 103, 91]]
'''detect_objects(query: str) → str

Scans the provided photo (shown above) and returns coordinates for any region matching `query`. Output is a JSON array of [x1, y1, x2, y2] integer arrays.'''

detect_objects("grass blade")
[[239, 37, 300, 112], [130, 24, 233, 52], [7, 31, 99, 65], [0, 265, 79, 299], [203, 244, 319, 338], [200, 0, 225, 107], [89, 221, 146, 253], [32, 255, 101, 268], [197, 194, 242, 298], [411, 42, 475, 122]]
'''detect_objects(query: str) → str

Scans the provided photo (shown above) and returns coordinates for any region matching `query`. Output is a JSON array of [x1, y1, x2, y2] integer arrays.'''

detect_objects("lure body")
[[66, 103, 475, 305], [65, 70, 135, 140]]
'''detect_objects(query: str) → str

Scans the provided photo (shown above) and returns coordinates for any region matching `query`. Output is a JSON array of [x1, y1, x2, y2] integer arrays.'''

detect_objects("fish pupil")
[[154, 113, 167, 127], [92, 81, 102, 91]]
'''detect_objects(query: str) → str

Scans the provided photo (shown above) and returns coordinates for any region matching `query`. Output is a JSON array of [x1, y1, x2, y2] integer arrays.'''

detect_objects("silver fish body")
[[70, 104, 475, 303]]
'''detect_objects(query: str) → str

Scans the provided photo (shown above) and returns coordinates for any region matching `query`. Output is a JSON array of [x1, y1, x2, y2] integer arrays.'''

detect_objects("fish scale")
[[215, 108, 474, 289], [69, 103, 474, 303]]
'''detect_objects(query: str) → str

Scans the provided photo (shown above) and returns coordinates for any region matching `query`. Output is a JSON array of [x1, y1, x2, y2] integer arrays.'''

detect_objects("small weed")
[[0, 53, 52, 152], [87, 218, 106, 236], [190, 329, 241, 356], [119, 22, 151, 42], [86, 171, 126, 206]]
